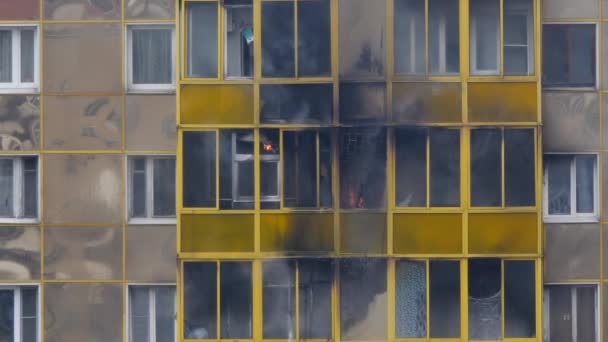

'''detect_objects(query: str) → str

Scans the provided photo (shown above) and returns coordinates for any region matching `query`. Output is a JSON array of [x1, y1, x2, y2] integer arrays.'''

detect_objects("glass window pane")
[[396, 260, 426, 338], [299, 259, 332, 339], [340, 259, 387, 340], [0, 290, 14, 341], [221, 262, 253, 339], [155, 287, 176, 342], [429, 260, 460, 338], [284, 131, 317, 208], [262, 2, 295, 77], [184, 262, 217, 339], [471, 129, 501, 207], [504, 0, 534, 75], [505, 129, 535, 206], [22, 156, 37, 218], [543, 24, 596, 87], [395, 128, 427, 207], [0, 31, 11, 82], [21, 287, 36, 342], [546, 286, 572, 342], [576, 286, 596, 342], [263, 260, 296, 339], [504, 261, 535, 338], [220, 130, 254, 210], [575, 155, 595, 214], [470, 0, 500, 74], [298, 0, 331, 76], [130, 158, 146, 217], [0, 159, 13, 217], [187, 2, 218, 78], [153, 158, 176, 217], [546, 155, 571, 215], [468, 258, 501, 340], [340, 128, 387, 209], [224, 2, 254, 78], [20, 29, 35, 83], [183, 131, 217, 208], [430, 128, 460, 207], [132, 28, 172, 84], [260, 129, 280, 209], [129, 287, 149, 342], [394, 0, 425, 75], [429, 0, 460, 74], [319, 131, 332, 208]]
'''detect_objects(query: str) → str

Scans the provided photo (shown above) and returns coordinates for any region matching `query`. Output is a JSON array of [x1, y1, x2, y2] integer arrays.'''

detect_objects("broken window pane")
[[340, 128, 386, 209], [184, 262, 217, 339], [187, 2, 218, 78], [543, 24, 596, 87], [340, 259, 387, 340], [470, 0, 500, 74], [504, 260, 535, 338], [504, 0, 534, 75], [263, 260, 296, 339], [183, 131, 216, 208], [284, 131, 317, 208], [396, 260, 426, 338], [469, 258, 501, 340], [429, 0, 460, 74], [260, 129, 280, 209], [262, 1, 295, 77], [219, 130, 254, 210], [430, 128, 460, 207], [576, 155, 595, 213], [22, 156, 37, 218], [395, 128, 427, 207], [299, 259, 332, 339], [298, 0, 331, 76], [260, 84, 333, 124], [221, 262, 253, 339], [0, 159, 13, 217], [394, 0, 425, 75], [339, 82, 387, 123], [153, 158, 175, 217], [429, 260, 460, 338], [505, 129, 535, 206], [224, 0, 254, 78], [471, 129, 501, 207], [546, 155, 571, 215]]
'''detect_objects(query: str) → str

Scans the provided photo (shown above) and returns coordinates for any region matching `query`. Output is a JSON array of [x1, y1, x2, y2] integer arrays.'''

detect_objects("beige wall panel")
[[44, 283, 122, 342], [0, 95, 40, 151], [125, 0, 175, 19], [43, 154, 122, 225], [44, 0, 121, 20], [604, 0, 608, 18], [125, 95, 176, 151], [543, 92, 599, 152], [44, 226, 122, 280], [339, 0, 386, 78], [603, 24, 608, 90], [44, 96, 122, 150], [126, 225, 175, 282], [0, 226, 40, 280], [43, 24, 122, 93], [545, 223, 600, 281], [543, 0, 598, 19]]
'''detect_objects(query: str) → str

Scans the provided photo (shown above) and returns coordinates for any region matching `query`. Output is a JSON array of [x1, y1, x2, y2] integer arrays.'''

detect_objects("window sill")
[[128, 217, 176, 225], [543, 216, 599, 224], [542, 86, 597, 92], [0, 87, 39, 94], [126, 88, 176, 95], [0, 218, 39, 224]]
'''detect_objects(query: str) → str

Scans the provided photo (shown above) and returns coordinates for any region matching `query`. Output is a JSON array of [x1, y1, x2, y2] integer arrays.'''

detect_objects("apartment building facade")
[[0, 0, 600, 342]]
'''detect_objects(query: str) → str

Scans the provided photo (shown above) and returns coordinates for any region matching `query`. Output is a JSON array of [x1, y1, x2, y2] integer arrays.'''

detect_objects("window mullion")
[[294, 261, 300, 341], [146, 158, 154, 218], [14, 288, 21, 342], [572, 288, 577, 342], [571, 157, 576, 216], [316, 131, 320, 208], [12, 30, 20, 87], [499, 0, 504, 75], [424, 0, 429, 75], [150, 288, 156, 342], [294, 0, 299, 77], [217, 262, 221, 339], [13, 158, 23, 219], [426, 128, 430, 208]]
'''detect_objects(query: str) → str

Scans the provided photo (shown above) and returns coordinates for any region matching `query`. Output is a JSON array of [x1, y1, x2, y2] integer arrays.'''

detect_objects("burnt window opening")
[[260, 84, 333, 124], [543, 24, 596, 88], [339, 82, 387, 123], [220, 129, 255, 210], [339, 128, 386, 209]]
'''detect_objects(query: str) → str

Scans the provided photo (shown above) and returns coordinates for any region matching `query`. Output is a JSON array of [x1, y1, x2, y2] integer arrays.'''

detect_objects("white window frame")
[[543, 153, 599, 223], [126, 155, 176, 225], [0, 25, 39, 93], [470, 0, 500, 75], [126, 284, 177, 342], [0, 285, 41, 342], [543, 283, 599, 342], [0, 155, 39, 224], [126, 24, 176, 93]]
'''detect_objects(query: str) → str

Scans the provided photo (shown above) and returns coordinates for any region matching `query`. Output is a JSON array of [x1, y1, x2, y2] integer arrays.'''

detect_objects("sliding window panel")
[[395, 260, 426, 338], [44, 96, 122, 151], [299, 259, 333, 339], [429, 0, 460, 74], [429, 260, 460, 338], [339, 0, 386, 78], [263, 260, 296, 339], [503, 0, 534, 75], [0, 226, 40, 280], [504, 260, 536, 338], [220, 262, 253, 339], [0, 0, 39, 20], [183, 131, 216, 208], [395, 128, 426, 207], [126, 95, 176, 151], [470, 129, 501, 207], [43, 154, 122, 225], [468, 258, 502, 340], [125, 0, 175, 19], [224, 0, 254, 79], [504, 128, 535, 206], [260, 84, 333, 124], [43, 24, 122, 93], [183, 262, 217, 339], [283, 131, 317, 208], [298, 0, 331, 76], [262, 1, 295, 77], [470, 0, 500, 75], [44, 226, 122, 280], [429, 128, 460, 207], [126, 225, 175, 282], [0, 95, 40, 151], [219, 130, 254, 210], [186, 2, 218, 78], [394, 0, 425, 76], [44, 0, 121, 20]]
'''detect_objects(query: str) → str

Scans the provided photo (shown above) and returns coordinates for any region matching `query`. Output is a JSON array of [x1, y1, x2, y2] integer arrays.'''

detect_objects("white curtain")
[[132, 28, 172, 84], [0, 31, 12, 83]]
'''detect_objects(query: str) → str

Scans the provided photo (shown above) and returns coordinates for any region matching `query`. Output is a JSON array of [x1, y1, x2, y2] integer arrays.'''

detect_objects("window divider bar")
[[424, 0, 429, 75], [217, 261, 221, 340], [150, 287, 157, 342], [571, 156, 577, 216], [316, 131, 321, 208], [426, 128, 431, 208], [146, 158, 154, 218], [14, 287, 21, 342], [572, 287, 577, 342], [501, 128, 505, 208], [499, 0, 504, 76], [13, 158, 23, 219], [294, 0, 299, 77], [12, 29, 20, 86], [295, 261, 300, 341]]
